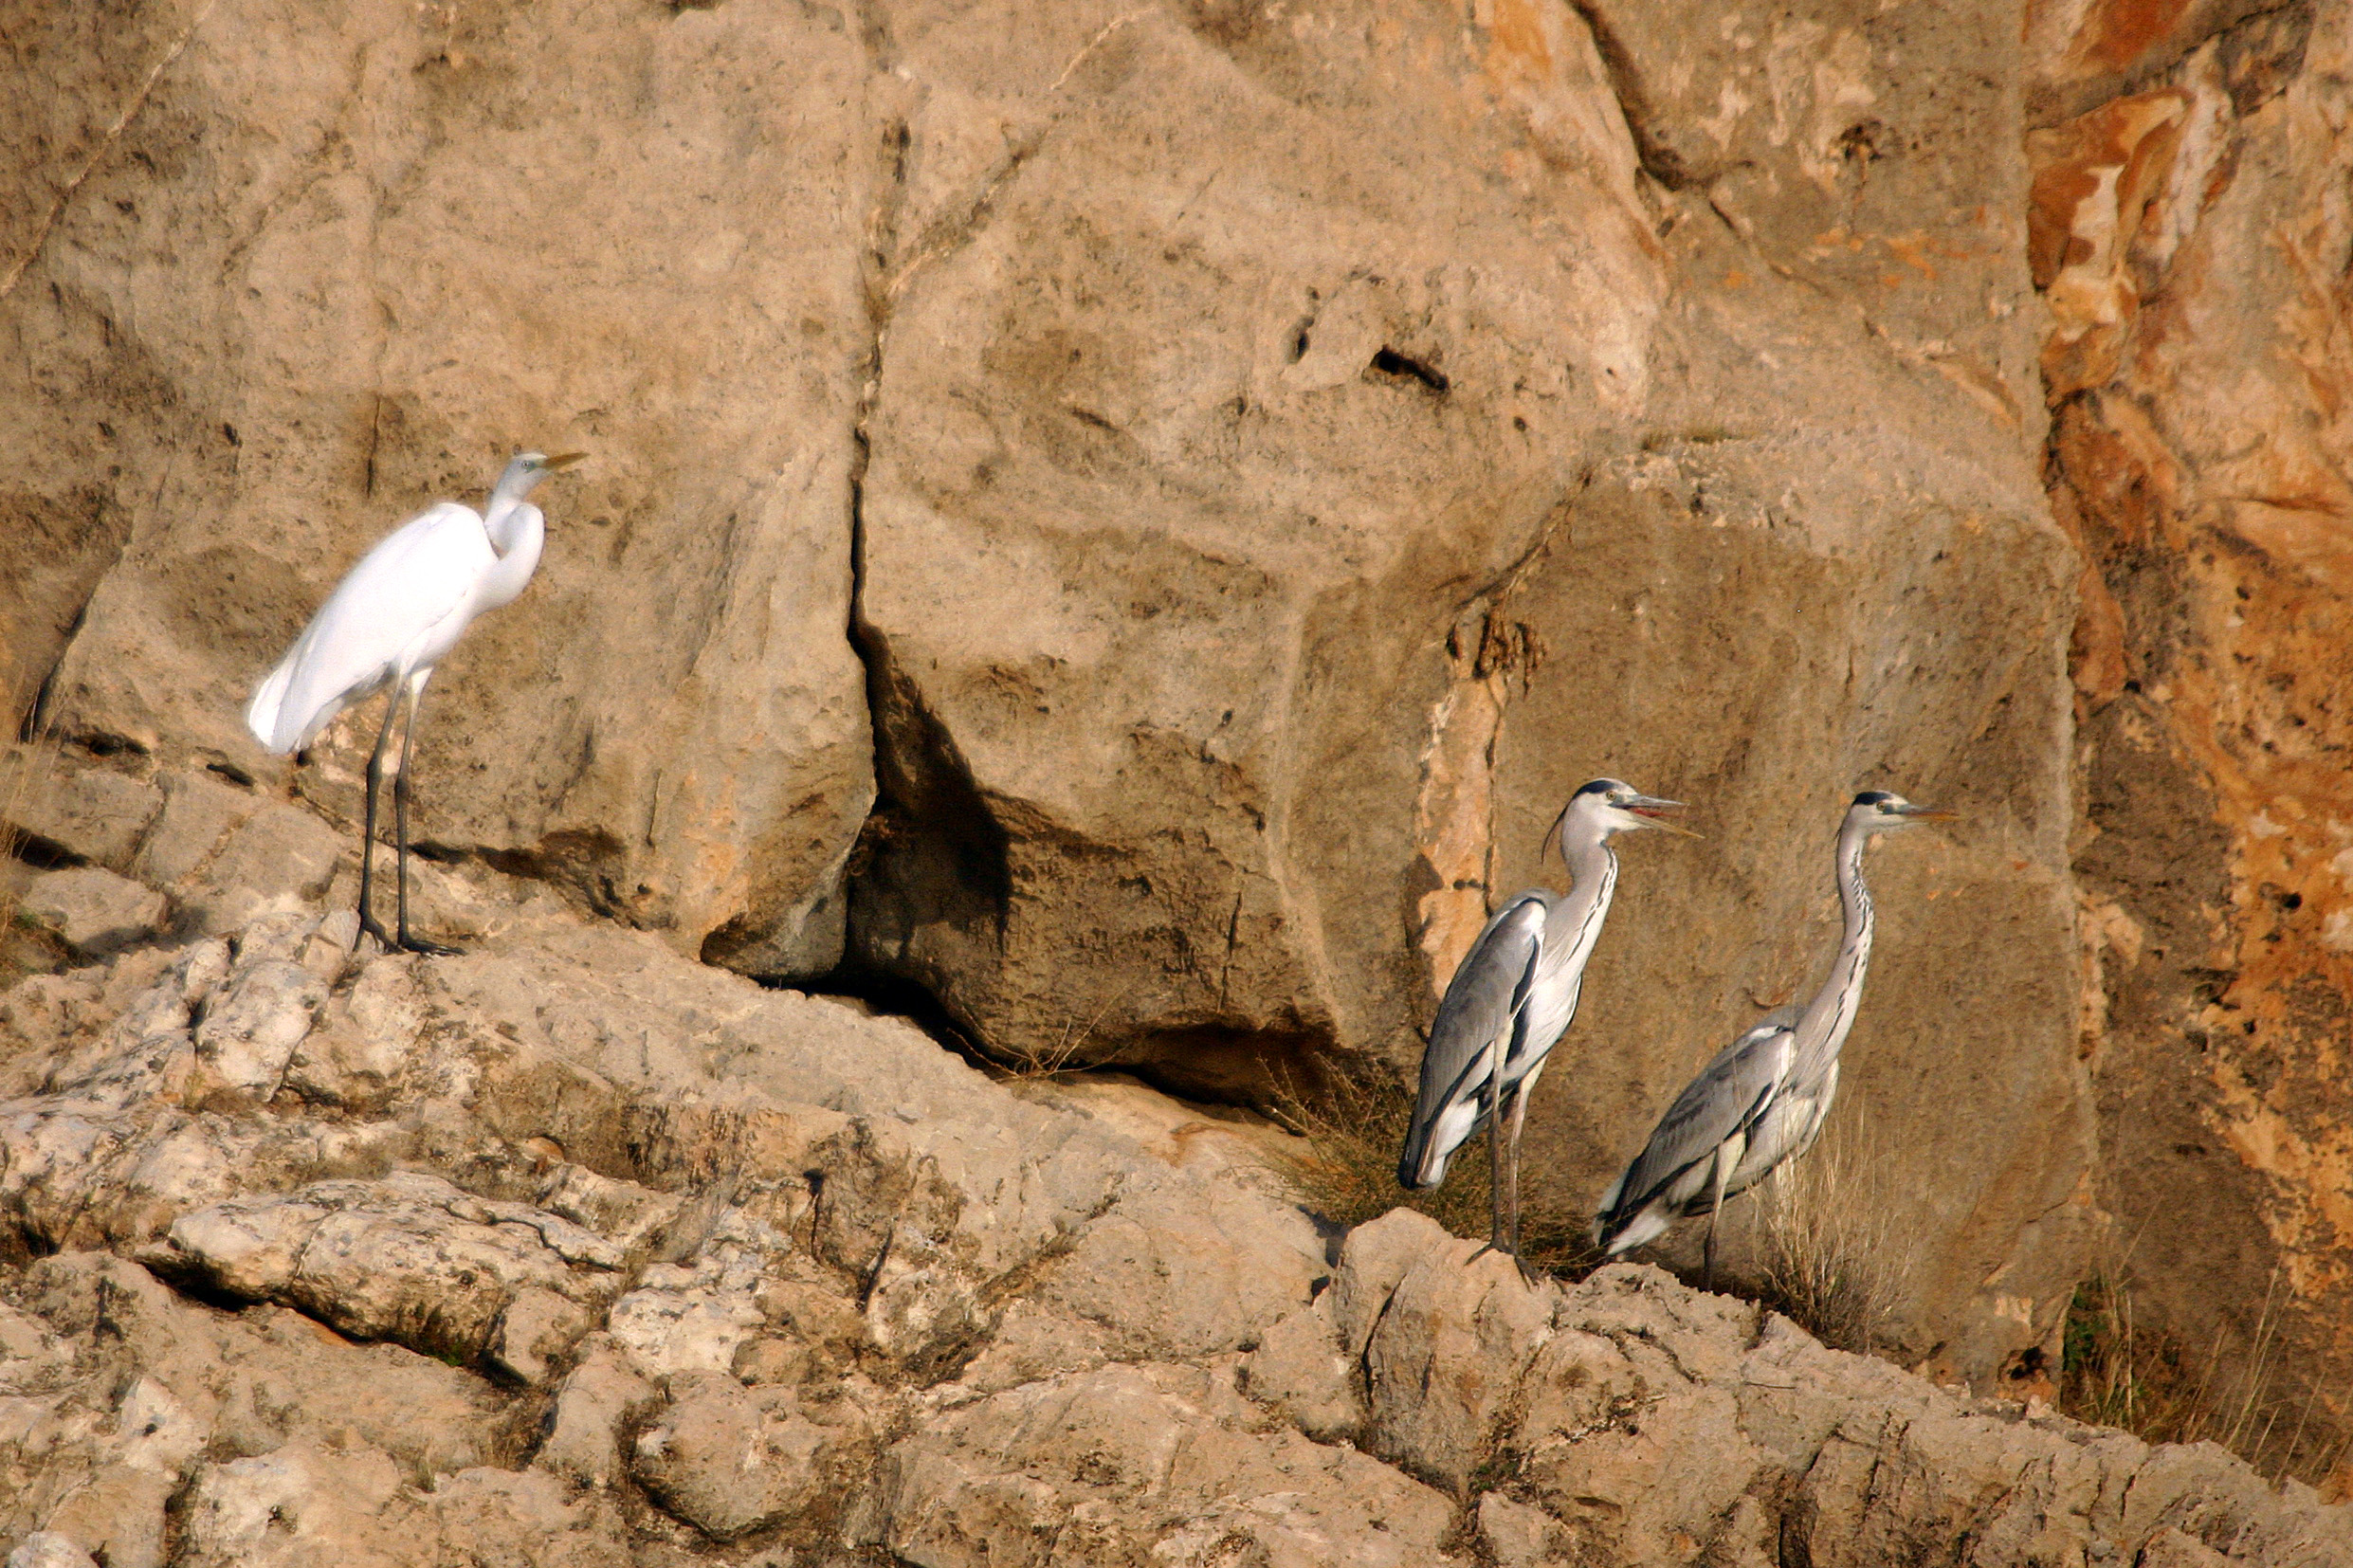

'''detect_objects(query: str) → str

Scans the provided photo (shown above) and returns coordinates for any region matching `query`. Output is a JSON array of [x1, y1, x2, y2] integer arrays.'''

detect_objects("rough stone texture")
[[0, 911, 2340, 1563], [2028, 0, 2353, 1478], [17, 868, 165, 961], [1335, 1212, 2352, 1567], [5, 0, 873, 975], [0, 0, 2107, 1392], [0, 747, 160, 871], [141, 1171, 629, 1380], [4, 0, 2352, 1507]]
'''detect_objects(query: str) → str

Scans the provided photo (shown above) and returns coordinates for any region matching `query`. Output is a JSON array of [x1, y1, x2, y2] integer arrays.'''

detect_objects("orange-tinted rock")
[[2036, 0, 2353, 1477]]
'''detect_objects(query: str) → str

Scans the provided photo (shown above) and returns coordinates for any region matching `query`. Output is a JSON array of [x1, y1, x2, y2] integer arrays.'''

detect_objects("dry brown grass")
[[2061, 1263, 2352, 1487], [0, 689, 69, 990], [1747, 1128, 1917, 1357], [1269, 1067, 1604, 1278]]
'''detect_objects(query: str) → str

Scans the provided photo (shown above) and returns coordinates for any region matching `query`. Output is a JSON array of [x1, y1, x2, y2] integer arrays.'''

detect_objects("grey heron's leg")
[[355, 684, 408, 951], [1464, 1031, 1510, 1266], [1505, 1057, 1544, 1284], [1485, 1034, 1510, 1256], [390, 671, 461, 957], [1702, 1136, 1739, 1292]]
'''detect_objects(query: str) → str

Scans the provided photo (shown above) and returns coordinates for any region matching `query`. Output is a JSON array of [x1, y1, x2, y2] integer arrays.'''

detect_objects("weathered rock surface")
[[3, 0, 2103, 1396], [5, 0, 2350, 1507], [0, 910, 2341, 1564], [2029, 0, 2353, 1475]]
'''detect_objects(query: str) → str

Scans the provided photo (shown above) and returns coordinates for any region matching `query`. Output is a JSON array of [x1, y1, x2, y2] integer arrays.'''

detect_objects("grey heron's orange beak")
[[1896, 805, 1957, 822], [543, 451, 588, 470]]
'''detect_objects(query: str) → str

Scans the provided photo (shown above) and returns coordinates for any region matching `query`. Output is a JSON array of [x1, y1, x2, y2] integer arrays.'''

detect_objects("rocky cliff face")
[[3, 0, 2350, 1539], [2027, 0, 2353, 1477]]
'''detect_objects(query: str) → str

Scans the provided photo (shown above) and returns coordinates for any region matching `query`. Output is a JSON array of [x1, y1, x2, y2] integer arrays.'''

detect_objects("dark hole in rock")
[[1369, 347, 1449, 393]]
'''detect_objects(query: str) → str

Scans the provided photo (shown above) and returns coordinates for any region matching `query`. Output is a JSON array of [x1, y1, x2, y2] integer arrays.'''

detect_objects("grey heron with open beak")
[[1398, 777, 1696, 1276]]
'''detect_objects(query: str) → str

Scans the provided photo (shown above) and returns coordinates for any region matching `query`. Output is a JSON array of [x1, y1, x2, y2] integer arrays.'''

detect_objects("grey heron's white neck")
[[1794, 820, 1877, 1063]]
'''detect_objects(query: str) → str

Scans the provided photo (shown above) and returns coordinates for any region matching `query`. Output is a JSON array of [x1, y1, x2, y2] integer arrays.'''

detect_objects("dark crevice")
[[1369, 347, 1450, 393], [7, 832, 83, 871], [1562, 0, 1699, 190], [798, 967, 991, 1067]]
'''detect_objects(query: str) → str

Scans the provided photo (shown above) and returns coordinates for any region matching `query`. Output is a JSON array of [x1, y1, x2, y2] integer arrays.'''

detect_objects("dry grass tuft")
[[0, 689, 69, 991], [1747, 1128, 1917, 1357], [1270, 1067, 1604, 1278], [2061, 1264, 2352, 1487]]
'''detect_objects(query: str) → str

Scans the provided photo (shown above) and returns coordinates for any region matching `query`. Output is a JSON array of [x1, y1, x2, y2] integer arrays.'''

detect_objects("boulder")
[[630, 1372, 869, 1541], [9, 0, 874, 977], [17, 868, 165, 961], [138, 1171, 628, 1378], [0, 748, 159, 870]]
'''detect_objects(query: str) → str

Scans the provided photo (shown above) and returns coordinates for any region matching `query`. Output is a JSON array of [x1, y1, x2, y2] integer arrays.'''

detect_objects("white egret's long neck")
[[1548, 830, 1622, 988], [1794, 821, 1874, 1076], [475, 498, 544, 611]]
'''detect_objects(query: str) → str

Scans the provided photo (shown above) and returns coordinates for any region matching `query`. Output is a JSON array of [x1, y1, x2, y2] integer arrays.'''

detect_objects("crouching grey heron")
[[1398, 778, 1695, 1275], [1591, 790, 1951, 1286], [246, 450, 585, 955]]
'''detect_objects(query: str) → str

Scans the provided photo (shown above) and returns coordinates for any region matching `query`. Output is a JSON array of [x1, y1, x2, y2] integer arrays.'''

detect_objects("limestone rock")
[[533, 1334, 660, 1490], [140, 1171, 628, 1377], [174, 1445, 632, 1568], [883, 1364, 1465, 1567], [631, 1372, 868, 1541], [0, 749, 159, 869], [1237, 1293, 1363, 1444], [192, 957, 323, 1098], [17, 868, 165, 961], [0, 1251, 509, 1561], [1326, 1215, 2353, 1565], [2033, 0, 2353, 1467], [11, 0, 875, 977], [1477, 1492, 1567, 1568], [6, 0, 2113, 1395], [6, 1536, 98, 1568], [0, 904, 2345, 1563]]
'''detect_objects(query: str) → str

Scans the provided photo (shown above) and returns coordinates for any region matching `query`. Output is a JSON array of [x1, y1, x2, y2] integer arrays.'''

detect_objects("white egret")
[[1591, 790, 1951, 1286], [246, 450, 584, 954], [1397, 778, 1696, 1275]]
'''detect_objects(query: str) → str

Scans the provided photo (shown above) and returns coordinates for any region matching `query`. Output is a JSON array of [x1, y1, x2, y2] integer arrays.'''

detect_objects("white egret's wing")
[[248, 503, 491, 754], [1397, 894, 1548, 1188], [1594, 1006, 1798, 1246]]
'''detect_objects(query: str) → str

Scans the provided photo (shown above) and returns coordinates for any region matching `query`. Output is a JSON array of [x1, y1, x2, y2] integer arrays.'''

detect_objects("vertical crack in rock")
[[1560, 0, 1695, 191], [825, 16, 1013, 1054]]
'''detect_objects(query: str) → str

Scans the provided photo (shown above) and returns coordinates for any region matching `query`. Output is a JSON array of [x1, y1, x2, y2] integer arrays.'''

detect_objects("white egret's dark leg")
[[390, 671, 459, 957], [355, 686, 407, 951]]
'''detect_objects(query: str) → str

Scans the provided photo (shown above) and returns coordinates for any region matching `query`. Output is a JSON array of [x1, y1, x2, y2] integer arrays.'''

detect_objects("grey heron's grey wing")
[[1596, 1014, 1794, 1231], [1396, 895, 1548, 1185]]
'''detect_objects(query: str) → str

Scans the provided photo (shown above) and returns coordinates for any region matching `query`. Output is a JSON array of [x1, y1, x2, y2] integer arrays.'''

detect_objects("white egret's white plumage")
[[1396, 778, 1696, 1274], [1591, 790, 1950, 1285], [246, 450, 583, 952]]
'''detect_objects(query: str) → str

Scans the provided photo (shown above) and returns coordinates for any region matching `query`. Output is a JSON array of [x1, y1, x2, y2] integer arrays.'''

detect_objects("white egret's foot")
[[357, 910, 396, 952], [394, 930, 464, 957]]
